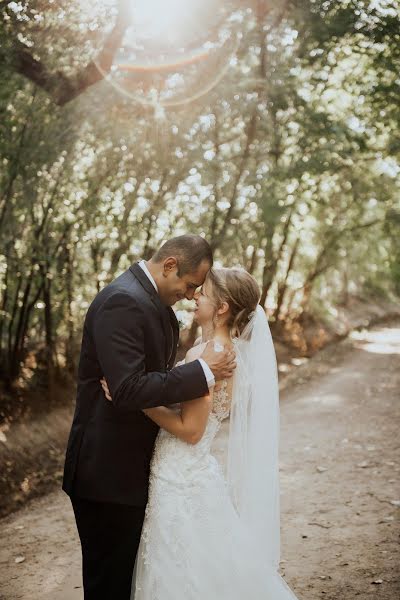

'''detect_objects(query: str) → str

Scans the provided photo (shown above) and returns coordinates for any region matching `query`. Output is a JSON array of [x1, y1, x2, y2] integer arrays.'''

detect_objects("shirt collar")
[[138, 260, 158, 293]]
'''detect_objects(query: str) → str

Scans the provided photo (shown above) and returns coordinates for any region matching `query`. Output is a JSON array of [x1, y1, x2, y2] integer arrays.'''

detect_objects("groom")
[[62, 234, 235, 600]]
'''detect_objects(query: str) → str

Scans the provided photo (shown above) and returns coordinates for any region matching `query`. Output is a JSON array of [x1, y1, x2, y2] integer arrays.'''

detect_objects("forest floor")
[[0, 321, 399, 600]]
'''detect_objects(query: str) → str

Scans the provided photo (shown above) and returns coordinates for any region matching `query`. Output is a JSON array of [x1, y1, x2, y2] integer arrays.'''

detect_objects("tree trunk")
[[42, 266, 55, 398], [8, 273, 33, 383], [0, 243, 12, 363], [275, 237, 300, 320], [247, 245, 259, 275], [65, 245, 76, 375]]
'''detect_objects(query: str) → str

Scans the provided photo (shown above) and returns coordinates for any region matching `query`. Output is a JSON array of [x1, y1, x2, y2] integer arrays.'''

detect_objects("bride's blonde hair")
[[206, 267, 261, 337]]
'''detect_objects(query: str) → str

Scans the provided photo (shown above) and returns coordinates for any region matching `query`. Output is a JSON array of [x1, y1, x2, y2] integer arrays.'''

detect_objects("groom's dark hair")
[[152, 235, 213, 276]]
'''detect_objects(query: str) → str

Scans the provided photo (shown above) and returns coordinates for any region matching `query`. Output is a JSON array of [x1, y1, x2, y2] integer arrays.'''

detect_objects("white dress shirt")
[[138, 260, 215, 388]]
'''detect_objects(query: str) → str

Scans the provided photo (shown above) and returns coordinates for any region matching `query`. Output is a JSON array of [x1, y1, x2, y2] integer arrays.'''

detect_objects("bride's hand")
[[100, 377, 112, 401]]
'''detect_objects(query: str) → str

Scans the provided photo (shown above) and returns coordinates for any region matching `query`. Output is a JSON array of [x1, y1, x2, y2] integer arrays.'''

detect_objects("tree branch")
[[12, 0, 131, 105]]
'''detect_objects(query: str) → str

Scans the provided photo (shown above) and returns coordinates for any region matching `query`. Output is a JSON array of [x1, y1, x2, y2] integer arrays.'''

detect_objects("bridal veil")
[[227, 304, 281, 570]]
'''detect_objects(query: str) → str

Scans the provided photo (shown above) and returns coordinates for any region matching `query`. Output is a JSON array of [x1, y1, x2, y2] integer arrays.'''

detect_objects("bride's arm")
[[142, 344, 212, 444], [142, 391, 213, 445], [100, 344, 213, 445]]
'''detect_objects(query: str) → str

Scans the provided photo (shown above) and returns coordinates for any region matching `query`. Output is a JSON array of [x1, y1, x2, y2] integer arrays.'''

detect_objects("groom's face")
[[159, 258, 211, 306]]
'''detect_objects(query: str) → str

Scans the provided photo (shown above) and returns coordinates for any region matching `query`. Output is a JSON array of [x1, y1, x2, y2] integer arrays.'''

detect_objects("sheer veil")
[[227, 304, 281, 570]]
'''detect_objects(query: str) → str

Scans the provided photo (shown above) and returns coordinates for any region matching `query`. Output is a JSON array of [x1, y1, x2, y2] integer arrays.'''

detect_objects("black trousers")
[[71, 495, 146, 600]]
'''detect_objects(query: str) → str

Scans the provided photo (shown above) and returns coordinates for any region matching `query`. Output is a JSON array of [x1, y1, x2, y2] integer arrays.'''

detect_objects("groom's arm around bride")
[[92, 289, 232, 413]]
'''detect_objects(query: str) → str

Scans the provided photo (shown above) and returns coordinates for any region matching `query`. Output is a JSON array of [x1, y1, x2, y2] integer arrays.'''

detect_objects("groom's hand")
[[100, 377, 112, 401], [200, 343, 236, 381]]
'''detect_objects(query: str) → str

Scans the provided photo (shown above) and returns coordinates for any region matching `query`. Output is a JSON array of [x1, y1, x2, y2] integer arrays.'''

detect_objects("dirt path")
[[0, 322, 399, 600]]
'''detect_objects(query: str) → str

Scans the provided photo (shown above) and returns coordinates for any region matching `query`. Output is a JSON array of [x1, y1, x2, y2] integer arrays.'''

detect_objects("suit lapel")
[[167, 306, 179, 368], [129, 262, 173, 366]]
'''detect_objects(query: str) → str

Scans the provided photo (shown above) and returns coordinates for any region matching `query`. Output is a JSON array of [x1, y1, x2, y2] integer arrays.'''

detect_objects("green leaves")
[[0, 0, 398, 385]]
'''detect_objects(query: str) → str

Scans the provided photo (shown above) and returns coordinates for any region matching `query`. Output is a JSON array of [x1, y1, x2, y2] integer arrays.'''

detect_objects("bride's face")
[[193, 279, 216, 325]]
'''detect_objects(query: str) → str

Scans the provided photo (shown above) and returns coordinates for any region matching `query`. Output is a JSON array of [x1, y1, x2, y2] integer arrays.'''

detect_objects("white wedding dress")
[[132, 348, 301, 598], [132, 307, 302, 599]]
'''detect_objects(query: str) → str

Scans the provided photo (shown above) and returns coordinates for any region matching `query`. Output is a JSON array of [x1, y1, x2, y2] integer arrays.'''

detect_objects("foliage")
[[0, 0, 399, 388]]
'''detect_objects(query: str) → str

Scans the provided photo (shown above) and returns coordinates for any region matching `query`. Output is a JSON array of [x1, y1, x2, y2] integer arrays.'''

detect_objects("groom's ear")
[[162, 257, 178, 276]]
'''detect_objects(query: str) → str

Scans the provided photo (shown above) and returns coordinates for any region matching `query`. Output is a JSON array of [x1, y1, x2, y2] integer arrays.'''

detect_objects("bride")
[[104, 267, 301, 599]]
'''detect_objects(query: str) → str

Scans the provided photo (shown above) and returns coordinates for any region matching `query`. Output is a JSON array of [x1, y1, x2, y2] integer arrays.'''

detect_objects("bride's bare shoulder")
[[185, 341, 208, 363]]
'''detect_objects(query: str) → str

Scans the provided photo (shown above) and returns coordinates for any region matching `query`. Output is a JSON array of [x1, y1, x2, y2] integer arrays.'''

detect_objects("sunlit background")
[[0, 0, 399, 401]]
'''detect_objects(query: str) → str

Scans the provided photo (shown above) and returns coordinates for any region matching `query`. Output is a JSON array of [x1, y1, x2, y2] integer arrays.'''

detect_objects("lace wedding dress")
[[132, 358, 301, 599]]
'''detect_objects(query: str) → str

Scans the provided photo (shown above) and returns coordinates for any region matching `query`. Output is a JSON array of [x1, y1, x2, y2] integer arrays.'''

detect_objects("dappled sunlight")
[[350, 327, 400, 355], [301, 393, 345, 407]]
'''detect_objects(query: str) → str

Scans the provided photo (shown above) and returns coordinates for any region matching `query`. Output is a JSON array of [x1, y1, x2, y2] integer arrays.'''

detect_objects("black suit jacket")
[[62, 262, 208, 506]]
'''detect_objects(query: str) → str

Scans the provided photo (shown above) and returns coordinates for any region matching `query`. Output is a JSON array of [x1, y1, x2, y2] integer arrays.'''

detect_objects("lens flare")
[[93, 0, 242, 109]]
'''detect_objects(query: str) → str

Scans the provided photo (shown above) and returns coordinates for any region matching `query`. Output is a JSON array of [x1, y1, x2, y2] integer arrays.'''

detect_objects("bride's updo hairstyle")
[[206, 267, 261, 337]]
